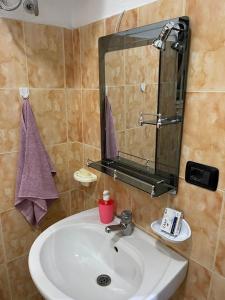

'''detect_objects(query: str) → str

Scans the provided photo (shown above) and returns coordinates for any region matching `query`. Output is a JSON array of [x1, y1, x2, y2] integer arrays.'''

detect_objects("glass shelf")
[[138, 113, 182, 129], [87, 158, 176, 197]]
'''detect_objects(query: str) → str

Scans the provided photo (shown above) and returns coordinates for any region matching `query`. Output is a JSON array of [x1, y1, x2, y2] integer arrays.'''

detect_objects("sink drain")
[[96, 274, 111, 286]]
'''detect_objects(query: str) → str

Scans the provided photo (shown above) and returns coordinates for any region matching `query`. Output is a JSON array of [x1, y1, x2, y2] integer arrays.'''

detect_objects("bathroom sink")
[[29, 208, 188, 300]]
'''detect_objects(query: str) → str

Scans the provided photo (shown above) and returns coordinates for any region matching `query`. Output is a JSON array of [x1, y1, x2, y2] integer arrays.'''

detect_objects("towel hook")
[[19, 87, 29, 99]]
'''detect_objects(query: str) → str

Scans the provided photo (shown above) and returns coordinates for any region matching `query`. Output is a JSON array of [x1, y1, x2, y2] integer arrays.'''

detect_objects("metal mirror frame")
[[88, 16, 190, 197]]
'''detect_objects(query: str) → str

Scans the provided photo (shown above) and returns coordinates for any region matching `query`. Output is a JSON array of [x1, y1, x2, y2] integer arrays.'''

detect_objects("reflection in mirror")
[[105, 45, 159, 168]]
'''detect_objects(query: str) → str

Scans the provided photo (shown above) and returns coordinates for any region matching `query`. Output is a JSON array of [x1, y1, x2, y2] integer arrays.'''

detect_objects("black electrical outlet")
[[185, 161, 219, 191]]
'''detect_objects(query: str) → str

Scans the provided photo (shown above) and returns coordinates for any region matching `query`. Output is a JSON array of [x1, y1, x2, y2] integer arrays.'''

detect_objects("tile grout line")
[[0, 150, 18, 156], [1, 87, 224, 92], [183, 0, 187, 15], [22, 21, 30, 89], [77, 23, 87, 211], [71, 29, 76, 88], [64, 30, 73, 217], [211, 193, 225, 271], [78, 26, 85, 171], [0, 216, 13, 300], [64, 89, 71, 214], [62, 28, 66, 89]]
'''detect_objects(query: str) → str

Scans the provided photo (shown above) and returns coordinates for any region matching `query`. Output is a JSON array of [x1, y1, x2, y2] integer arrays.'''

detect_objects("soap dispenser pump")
[[98, 190, 114, 224]]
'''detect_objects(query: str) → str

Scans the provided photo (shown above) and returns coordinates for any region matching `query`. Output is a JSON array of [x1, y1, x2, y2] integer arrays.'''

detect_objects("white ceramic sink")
[[29, 208, 188, 300]]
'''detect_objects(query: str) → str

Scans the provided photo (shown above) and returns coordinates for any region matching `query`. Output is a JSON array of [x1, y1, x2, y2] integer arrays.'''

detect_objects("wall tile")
[[215, 198, 225, 277], [24, 23, 64, 88], [39, 192, 70, 230], [124, 47, 145, 84], [171, 260, 211, 300], [105, 50, 124, 86], [116, 131, 126, 153], [83, 145, 104, 209], [0, 90, 20, 153], [131, 187, 168, 233], [125, 85, 144, 129], [0, 152, 18, 212], [108, 87, 125, 132], [64, 29, 75, 88], [105, 176, 132, 214], [180, 92, 225, 190], [144, 83, 158, 114], [73, 29, 81, 88], [0, 19, 27, 88], [169, 179, 222, 270], [71, 189, 85, 214], [1, 209, 39, 261], [0, 264, 11, 300], [143, 45, 160, 84], [82, 90, 100, 147], [0, 220, 5, 265], [8, 255, 37, 300], [28, 293, 43, 300], [138, 0, 185, 26], [68, 142, 84, 189], [47, 143, 69, 193], [126, 126, 156, 163], [30, 89, 67, 146], [105, 8, 138, 35], [186, 0, 225, 91], [67, 89, 83, 143], [209, 273, 225, 300], [80, 20, 104, 88], [83, 144, 101, 170]]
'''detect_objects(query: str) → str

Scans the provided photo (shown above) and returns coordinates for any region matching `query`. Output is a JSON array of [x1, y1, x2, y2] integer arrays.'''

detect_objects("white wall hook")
[[19, 87, 29, 99], [105, 85, 108, 96], [140, 82, 146, 93]]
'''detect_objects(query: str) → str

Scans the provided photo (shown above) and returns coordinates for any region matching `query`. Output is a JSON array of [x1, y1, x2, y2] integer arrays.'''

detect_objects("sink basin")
[[29, 208, 188, 300]]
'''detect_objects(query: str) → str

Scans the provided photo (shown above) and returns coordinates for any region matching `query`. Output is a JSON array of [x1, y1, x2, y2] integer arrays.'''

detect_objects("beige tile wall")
[[0, 17, 104, 299], [0, 0, 225, 299], [72, 0, 225, 299]]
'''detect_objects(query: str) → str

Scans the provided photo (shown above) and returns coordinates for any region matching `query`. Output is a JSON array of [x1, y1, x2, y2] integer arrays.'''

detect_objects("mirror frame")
[[88, 16, 190, 197]]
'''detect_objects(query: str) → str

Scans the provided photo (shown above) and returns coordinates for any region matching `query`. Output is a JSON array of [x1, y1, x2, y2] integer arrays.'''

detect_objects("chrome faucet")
[[105, 210, 134, 236]]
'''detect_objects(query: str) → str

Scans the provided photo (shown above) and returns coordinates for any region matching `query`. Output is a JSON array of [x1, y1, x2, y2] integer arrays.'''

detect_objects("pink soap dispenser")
[[98, 190, 114, 224]]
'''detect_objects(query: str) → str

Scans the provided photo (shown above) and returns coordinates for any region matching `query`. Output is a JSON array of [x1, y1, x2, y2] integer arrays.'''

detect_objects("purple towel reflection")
[[105, 96, 118, 159]]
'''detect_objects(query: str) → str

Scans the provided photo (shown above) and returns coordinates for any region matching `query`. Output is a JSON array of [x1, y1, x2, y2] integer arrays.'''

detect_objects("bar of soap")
[[78, 168, 92, 177]]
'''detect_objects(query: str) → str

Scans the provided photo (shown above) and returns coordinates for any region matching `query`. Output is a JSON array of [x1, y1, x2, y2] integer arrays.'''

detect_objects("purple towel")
[[15, 99, 59, 226], [105, 96, 118, 159]]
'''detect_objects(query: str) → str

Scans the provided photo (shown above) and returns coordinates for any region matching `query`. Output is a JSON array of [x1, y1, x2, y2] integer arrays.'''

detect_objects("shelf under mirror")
[[87, 158, 176, 197]]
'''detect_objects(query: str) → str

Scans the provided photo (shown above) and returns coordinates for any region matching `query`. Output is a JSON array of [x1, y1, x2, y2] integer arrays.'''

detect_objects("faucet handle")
[[117, 210, 132, 224]]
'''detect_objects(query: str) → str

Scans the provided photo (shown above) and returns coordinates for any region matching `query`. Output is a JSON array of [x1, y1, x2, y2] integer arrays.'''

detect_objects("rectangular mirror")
[[88, 16, 190, 197]]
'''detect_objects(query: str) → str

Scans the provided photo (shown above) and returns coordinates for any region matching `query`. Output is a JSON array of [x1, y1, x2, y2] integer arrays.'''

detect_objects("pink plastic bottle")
[[98, 190, 114, 224]]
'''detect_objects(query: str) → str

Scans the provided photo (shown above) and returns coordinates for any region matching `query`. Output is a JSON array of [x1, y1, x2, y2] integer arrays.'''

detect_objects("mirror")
[[88, 16, 190, 197]]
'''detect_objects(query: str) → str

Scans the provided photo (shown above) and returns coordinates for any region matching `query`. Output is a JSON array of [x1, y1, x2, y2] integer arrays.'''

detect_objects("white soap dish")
[[150, 218, 191, 244], [74, 168, 97, 187]]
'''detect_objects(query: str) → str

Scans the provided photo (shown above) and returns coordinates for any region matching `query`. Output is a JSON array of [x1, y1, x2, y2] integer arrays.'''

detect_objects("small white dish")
[[151, 218, 191, 244], [74, 168, 97, 187]]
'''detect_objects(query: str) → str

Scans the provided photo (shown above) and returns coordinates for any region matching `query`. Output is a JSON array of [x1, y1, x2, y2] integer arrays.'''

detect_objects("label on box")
[[160, 208, 183, 236]]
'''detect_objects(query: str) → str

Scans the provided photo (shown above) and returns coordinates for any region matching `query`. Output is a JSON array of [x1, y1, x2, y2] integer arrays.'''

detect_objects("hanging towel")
[[15, 99, 59, 226], [105, 96, 118, 159]]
